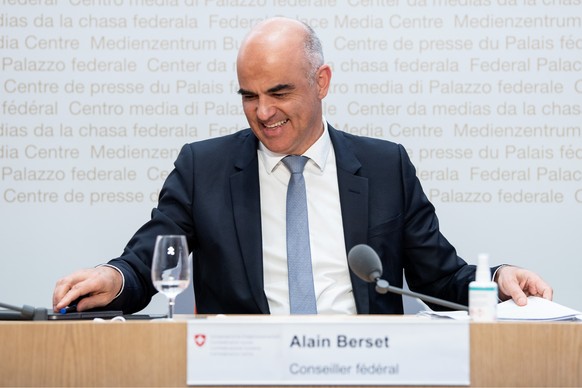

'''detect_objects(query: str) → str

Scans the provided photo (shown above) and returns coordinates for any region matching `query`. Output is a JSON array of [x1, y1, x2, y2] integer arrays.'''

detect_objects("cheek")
[[292, 93, 318, 111], [282, 98, 309, 118], [242, 102, 256, 118]]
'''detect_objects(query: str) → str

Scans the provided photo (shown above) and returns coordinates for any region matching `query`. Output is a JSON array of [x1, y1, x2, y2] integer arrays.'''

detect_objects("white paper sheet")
[[420, 296, 582, 321], [497, 296, 582, 321]]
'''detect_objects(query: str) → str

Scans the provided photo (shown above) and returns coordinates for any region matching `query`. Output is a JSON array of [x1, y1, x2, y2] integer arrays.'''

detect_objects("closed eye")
[[268, 84, 294, 94], [237, 88, 256, 99], [238, 84, 295, 100]]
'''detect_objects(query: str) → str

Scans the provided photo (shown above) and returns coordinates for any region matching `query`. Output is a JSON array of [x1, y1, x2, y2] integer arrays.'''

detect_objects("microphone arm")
[[374, 278, 468, 311], [0, 301, 48, 321], [347, 244, 468, 312]]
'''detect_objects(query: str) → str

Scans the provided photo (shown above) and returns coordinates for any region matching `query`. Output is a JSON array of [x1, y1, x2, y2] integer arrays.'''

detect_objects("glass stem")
[[168, 297, 176, 320]]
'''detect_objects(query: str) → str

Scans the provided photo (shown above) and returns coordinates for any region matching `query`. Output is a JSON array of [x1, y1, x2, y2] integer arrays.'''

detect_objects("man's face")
[[237, 32, 330, 155]]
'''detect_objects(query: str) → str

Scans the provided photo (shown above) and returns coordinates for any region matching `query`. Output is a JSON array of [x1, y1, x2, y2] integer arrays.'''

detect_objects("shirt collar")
[[258, 119, 331, 174]]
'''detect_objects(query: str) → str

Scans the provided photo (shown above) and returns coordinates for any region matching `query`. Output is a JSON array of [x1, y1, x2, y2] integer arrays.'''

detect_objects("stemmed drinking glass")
[[151, 235, 191, 320]]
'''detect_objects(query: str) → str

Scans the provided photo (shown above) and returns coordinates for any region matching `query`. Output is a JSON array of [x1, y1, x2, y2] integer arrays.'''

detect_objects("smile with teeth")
[[264, 119, 289, 128]]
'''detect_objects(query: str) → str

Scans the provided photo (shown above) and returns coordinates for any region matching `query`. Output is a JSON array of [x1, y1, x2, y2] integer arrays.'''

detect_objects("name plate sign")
[[186, 316, 469, 386]]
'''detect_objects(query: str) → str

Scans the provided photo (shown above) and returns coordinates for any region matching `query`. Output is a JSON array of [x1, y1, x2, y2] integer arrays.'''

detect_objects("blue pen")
[[59, 297, 82, 314]]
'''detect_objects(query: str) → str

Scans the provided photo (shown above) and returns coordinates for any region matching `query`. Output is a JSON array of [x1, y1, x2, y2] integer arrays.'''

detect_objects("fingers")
[[524, 277, 553, 302], [52, 266, 122, 312], [503, 280, 529, 306], [496, 265, 553, 307], [541, 286, 553, 301], [52, 269, 93, 311]]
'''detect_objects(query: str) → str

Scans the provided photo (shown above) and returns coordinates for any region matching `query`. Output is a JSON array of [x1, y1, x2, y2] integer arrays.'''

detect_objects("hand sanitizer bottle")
[[469, 253, 498, 322]]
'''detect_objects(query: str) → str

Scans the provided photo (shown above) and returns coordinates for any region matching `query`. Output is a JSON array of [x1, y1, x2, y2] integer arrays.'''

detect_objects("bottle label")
[[469, 285, 497, 291], [469, 285, 498, 322]]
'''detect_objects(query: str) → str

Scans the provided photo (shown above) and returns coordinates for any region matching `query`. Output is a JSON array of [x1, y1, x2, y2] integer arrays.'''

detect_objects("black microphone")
[[0, 301, 48, 321], [348, 244, 468, 311]]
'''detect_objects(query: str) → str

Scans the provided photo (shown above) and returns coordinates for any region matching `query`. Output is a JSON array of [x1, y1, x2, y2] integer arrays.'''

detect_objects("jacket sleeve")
[[397, 144, 477, 308], [106, 144, 197, 314]]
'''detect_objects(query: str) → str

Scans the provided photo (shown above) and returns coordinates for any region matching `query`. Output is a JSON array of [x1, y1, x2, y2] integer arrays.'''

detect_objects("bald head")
[[235, 17, 332, 155], [237, 17, 324, 84]]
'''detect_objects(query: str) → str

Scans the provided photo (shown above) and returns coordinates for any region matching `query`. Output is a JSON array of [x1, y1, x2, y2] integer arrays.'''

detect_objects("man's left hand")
[[495, 265, 553, 306]]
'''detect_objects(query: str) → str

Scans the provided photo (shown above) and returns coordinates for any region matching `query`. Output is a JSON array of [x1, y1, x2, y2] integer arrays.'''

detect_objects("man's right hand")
[[52, 265, 123, 313]]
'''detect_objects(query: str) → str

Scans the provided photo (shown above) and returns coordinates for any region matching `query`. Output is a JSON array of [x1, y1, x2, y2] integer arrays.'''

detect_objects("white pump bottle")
[[469, 253, 498, 321]]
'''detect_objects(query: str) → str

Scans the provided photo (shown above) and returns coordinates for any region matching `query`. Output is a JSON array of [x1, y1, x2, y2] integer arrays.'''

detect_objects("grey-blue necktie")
[[282, 155, 317, 314]]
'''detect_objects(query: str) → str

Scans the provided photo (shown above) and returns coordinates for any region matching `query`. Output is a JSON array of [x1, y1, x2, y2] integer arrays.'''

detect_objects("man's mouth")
[[264, 119, 289, 129]]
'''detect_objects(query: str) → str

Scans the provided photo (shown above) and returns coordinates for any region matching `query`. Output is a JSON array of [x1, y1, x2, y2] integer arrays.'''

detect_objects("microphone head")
[[347, 244, 383, 283]]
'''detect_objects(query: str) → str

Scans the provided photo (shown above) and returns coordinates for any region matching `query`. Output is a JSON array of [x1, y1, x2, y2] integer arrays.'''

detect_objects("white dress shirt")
[[258, 121, 357, 314]]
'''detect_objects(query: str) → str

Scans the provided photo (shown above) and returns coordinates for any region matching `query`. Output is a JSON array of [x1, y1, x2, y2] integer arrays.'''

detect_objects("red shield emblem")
[[194, 334, 206, 347]]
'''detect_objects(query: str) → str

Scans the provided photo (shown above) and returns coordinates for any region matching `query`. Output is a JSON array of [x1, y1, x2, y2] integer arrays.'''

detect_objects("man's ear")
[[316, 64, 332, 99]]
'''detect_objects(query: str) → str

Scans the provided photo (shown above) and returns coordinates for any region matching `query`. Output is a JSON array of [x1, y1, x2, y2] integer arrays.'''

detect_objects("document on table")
[[418, 296, 582, 321], [496, 296, 582, 321]]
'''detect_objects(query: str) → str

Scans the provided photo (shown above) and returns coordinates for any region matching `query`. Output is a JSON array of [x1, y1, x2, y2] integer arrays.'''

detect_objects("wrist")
[[96, 263, 125, 299]]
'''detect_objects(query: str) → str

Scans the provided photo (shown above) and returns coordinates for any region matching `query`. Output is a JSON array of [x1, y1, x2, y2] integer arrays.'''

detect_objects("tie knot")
[[282, 155, 308, 174]]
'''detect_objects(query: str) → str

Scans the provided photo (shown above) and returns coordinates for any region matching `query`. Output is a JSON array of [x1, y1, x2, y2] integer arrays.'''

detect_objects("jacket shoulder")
[[184, 128, 254, 152], [329, 125, 406, 164]]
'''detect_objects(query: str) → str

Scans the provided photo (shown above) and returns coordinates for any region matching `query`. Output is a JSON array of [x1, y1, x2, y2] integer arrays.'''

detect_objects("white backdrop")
[[2, 2, 581, 314]]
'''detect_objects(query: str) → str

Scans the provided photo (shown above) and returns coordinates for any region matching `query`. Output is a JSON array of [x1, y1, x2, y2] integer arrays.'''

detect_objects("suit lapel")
[[229, 131, 270, 313], [328, 126, 371, 314]]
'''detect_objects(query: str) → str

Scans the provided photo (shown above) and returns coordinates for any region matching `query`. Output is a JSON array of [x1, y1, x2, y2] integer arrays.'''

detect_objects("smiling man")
[[236, 21, 330, 156], [53, 17, 552, 315]]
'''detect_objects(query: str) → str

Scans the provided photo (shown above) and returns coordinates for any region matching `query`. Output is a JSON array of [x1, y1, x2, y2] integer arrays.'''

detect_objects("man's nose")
[[257, 98, 276, 120]]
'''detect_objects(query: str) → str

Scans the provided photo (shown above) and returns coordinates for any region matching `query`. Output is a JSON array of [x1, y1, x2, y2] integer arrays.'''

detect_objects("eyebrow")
[[237, 83, 295, 95], [267, 83, 294, 93]]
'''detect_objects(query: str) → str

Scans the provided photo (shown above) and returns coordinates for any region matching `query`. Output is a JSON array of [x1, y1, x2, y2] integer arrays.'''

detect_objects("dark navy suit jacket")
[[108, 125, 476, 314]]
